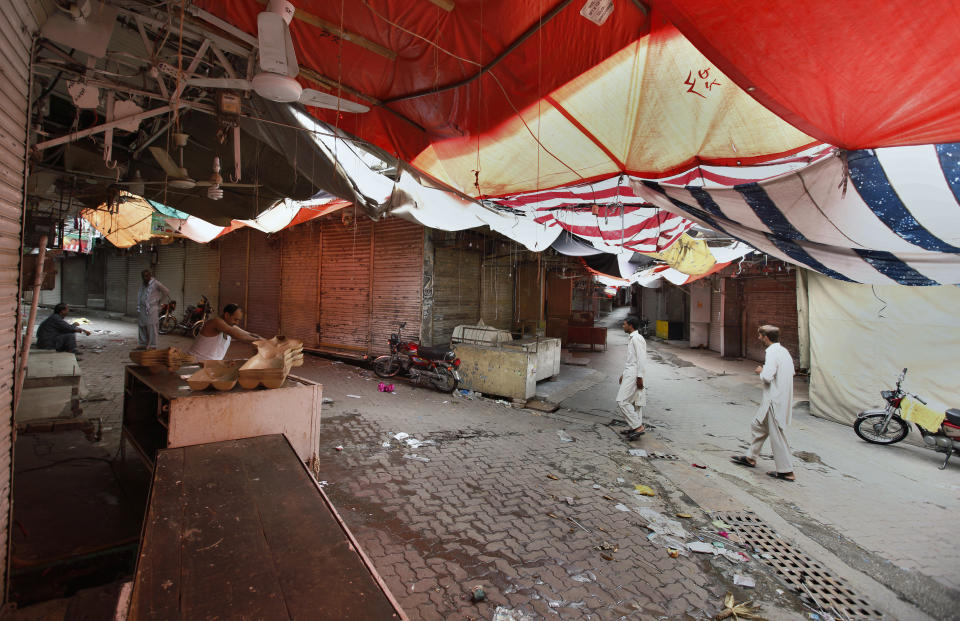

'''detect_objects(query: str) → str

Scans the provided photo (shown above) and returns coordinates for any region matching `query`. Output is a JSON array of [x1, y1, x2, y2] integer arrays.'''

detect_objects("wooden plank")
[[239, 436, 401, 619], [128, 447, 184, 620], [176, 440, 291, 620]]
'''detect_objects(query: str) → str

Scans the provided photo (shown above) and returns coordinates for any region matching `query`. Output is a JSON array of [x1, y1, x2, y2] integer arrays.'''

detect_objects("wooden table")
[[122, 365, 321, 472], [127, 435, 405, 620]]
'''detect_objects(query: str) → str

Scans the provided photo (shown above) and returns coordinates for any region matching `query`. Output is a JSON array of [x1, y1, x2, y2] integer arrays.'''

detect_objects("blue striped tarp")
[[633, 145, 960, 285]]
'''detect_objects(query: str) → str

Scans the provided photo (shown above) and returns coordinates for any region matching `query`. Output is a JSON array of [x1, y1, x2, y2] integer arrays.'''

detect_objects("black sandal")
[[766, 471, 795, 481], [730, 455, 756, 468]]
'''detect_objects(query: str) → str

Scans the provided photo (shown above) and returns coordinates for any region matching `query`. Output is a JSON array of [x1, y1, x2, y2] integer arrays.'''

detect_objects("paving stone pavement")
[[66, 315, 803, 620]]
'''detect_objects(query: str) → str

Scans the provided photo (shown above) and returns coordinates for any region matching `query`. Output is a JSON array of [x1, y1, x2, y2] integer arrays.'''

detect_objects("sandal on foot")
[[766, 471, 795, 481], [730, 455, 756, 468]]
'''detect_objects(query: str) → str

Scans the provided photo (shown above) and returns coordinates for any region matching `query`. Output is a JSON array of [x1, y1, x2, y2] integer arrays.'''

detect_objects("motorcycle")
[[372, 321, 461, 393], [159, 295, 212, 337], [853, 368, 960, 469]]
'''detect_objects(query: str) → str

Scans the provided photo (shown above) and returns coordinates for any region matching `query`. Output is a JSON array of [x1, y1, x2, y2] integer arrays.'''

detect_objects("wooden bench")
[[126, 435, 406, 620]]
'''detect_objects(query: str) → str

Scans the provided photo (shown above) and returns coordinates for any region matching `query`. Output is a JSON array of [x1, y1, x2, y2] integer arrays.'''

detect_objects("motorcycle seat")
[[418, 345, 454, 361], [946, 409, 960, 426]]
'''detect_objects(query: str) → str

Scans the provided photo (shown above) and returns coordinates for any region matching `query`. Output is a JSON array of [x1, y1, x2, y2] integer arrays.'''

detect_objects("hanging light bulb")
[[206, 156, 224, 200]]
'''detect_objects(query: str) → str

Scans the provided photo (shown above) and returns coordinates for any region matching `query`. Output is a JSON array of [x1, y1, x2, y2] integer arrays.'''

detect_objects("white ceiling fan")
[[146, 133, 257, 200], [187, 0, 370, 114]]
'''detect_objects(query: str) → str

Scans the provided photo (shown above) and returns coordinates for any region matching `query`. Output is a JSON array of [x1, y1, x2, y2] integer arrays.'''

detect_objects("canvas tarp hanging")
[[635, 145, 960, 285], [806, 272, 960, 426]]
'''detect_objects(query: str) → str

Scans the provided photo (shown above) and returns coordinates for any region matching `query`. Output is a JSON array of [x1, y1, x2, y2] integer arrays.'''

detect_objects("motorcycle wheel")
[[191, 321, 205, 338], [854, 413, 909, 445], [431, 368, 459, 393], [158, 314, 177, 334], [373, 355, 401, 378]]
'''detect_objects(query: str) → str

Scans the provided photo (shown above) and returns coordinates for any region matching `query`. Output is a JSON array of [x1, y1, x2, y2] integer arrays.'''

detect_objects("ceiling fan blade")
[[258, 12, 288, 75], [299, 89, 370, 113], [149, 147, 184, 177], [187, 77, 252, 90], [283, 16, 299, 78], [220, 183, 260, 188]]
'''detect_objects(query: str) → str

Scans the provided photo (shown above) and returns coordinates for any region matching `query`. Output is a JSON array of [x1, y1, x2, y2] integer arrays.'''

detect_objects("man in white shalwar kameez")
[[731, 325, 796, 481], [616, 316, 647, 441]]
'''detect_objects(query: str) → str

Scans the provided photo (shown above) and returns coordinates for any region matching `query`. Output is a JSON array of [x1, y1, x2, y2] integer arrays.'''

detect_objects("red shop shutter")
[[371, 218, 424, 356], [280, 221, 320, 346]]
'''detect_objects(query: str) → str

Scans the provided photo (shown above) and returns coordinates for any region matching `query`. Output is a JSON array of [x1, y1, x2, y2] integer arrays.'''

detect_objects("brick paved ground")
[[67, 315, 803, 620]]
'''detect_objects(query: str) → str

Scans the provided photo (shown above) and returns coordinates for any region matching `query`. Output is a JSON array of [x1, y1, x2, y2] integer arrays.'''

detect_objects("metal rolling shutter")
[[432, 246, 481, 346], [218, 231, 248, 325], [156, 243, 185, 312], [319, 218, 372, 353], [184, 241, 220, 315], [280, 222, 319, 346], [245, 231, 281, 338], [126, 253, 151, 317], [371, 218, 423, 356], [1, 0, 42, 597], [105, 253, 127, 313], [481, 254, 514, 330], [709, 288, 722, 353], [61, 256, 86, 306], [742, 273, 799, 363]]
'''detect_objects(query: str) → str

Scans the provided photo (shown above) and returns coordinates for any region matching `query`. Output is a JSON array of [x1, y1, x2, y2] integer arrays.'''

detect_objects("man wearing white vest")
[[731, 324, 796, 481]]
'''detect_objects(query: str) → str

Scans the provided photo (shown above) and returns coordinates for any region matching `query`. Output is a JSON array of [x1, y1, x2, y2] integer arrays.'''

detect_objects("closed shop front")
[[38, 259, 61, 306], [742, 272, 799, 363], [432, 245, 481, 345], [245, 232, 281, 338], [371, 219, 423, 356], [280, 221, 320, 346], [218, 231, 248, 326], [61, 256, 86, 306], [156, 243, 185, 311], [313, 217, 425, 356], [184, 241, 219, 315], [105, 253, 127, 313], [480, 253, 514, 330], [2, 0, 43, 597], [126, 253, 151, 317], [709, 286, 722, 353], [319, 219, 372, 353]]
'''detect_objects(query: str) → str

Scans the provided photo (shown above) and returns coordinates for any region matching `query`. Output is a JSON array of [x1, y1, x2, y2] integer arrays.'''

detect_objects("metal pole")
[[14, 235, 48, 414]]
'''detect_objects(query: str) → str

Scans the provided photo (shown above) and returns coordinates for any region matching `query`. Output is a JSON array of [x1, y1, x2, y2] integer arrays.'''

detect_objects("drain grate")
[[715, 512, 885, 620]]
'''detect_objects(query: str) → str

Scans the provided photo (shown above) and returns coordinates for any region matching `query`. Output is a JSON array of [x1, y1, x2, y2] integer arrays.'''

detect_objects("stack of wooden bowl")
[[129, 347, 197, 373], [238, 337, 304, 389], [186, 360, 243, 391]]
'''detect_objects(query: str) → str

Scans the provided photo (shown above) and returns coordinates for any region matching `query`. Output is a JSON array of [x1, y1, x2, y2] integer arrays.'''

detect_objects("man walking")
[[36, 303, 90, 355], [136, 269, 169, 350], [616, 315, 647, 441], [731, 325, 796, 481]]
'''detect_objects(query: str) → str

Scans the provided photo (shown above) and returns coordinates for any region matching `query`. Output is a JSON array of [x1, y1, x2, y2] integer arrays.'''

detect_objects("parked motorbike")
[[159, 295, 212, 337], [373, 321, 461, 393], [853, 368, 960, 469]]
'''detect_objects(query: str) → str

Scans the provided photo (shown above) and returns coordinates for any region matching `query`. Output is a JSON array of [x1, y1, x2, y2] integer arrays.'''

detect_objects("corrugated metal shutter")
[[61, 256, 86, 306], [709, 288, 722, 353], [280, 221, 319, 346], [126, 253, 151, 317], [184, 241, 219, 315], [742, 273, 799, 363], [156, 243, 185, 311], [2, 0, 42, 598], [319, 218, 372, 353], [105, 253, 127, 313], [245, 231, 281, 337], [218, 231, 248, 324], [371, 218, 423, 356], [481, 255, 514, 330], [432, 246, 481, 346]]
